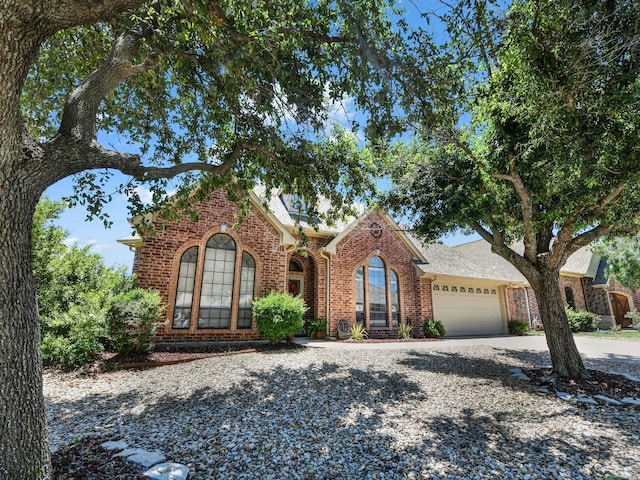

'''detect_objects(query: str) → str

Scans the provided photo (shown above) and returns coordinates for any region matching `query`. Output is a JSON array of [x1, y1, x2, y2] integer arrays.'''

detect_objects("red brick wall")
[[327, 213, 426, 338], [506, 275, 586, 327], [133, 190, 286, 342], [133, 202, 451, 342], [506, 274, 640, 328]]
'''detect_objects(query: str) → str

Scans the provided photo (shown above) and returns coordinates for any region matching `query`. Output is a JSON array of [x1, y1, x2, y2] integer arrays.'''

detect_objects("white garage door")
[[432, 283, 504, 336]]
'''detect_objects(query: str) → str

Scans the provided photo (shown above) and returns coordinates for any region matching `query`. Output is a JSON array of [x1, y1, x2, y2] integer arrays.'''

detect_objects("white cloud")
[[120, 185, 177, 206], [63, 237, 79, 247]]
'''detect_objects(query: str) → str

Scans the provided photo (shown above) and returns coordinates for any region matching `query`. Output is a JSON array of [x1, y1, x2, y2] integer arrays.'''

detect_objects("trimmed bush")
[[106, 289, 165, 356], [565, 308, 599, 333], [423, 319, 446, 338], [508, 319, 530, 336], [253, 292, 307, 343], [41, 302, 107, 370], [625, 310, 640, 331]]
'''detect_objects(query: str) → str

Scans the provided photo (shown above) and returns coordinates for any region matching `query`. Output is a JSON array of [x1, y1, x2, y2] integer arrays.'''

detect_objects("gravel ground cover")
[[45, 344, 640, 479]]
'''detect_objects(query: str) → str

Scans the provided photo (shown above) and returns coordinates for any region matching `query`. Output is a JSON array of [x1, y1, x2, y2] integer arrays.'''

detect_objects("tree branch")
[[44, 137, 250, 181], [491, 152, 537, 263], [57, 22, 154, 145], [47, 0, 146, 31], [472, 220, 537, 283]]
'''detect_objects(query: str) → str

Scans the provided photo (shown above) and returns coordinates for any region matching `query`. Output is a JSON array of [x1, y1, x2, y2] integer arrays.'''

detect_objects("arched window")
[[172, 233, 258, 331], [238, 252, 256, 329], [173, 247, 198, 329], [355, 267, 365, 325], [289, 260, 303, 272], [390, 270, 400, 327], [199, 234, 236, 329], [564, 286, 576, 310], [355, 256, 401, 328], [368, 256, 387, 327]]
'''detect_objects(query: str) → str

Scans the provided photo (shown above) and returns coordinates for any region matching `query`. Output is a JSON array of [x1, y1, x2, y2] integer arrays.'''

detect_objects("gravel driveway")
[[45, 343, 640, 479]]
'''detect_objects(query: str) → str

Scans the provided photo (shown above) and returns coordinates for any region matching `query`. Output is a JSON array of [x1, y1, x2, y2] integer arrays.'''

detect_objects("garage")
[[431, 282, 505, 336]]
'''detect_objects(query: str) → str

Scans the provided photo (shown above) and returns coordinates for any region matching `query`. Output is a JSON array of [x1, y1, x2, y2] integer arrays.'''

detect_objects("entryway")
[[610, 292, 632, 327]]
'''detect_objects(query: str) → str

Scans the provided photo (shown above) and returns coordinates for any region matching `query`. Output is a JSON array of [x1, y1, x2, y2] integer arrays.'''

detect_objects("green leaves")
[[385, 0, 640, 258]]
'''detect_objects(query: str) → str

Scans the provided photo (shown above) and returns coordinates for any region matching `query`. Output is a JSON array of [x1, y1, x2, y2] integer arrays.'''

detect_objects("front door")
[[610, 293, 631, 327]]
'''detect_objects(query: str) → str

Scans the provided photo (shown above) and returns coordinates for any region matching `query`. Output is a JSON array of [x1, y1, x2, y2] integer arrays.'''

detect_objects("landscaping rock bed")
[[47, 344, 640, 479]]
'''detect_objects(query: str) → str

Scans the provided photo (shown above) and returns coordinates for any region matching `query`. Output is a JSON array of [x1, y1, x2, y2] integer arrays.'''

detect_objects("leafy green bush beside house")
[[253, 291, 307, 343], [565, 309, 599, 333], [624, 310, 640, 331], [34, 197, 160, 369], [106, 289, 165, 356], [508, 319, 530, 336]]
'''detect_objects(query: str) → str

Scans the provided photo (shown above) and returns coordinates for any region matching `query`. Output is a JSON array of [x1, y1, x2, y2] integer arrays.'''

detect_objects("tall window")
[[238, 252, 256, 329], [173, 247, 198, 329], [172, 233, 257, 330], [355, 256, 401, 328], [368, 256, 388, 327], [355, 267, 365, 325], [390, 270, 400, 327], [199, 234, 236, 329]]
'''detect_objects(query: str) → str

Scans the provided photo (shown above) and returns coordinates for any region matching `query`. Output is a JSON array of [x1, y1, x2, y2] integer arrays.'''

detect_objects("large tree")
[[385, 0, 640, 378], [0, 1, 404, 476]]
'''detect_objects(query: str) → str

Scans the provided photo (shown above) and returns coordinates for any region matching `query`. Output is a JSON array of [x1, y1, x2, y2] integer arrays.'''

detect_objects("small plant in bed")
[[423, 319, 445, 338], [508, 319, 530, 336], [348, 324, 368, 341], [398, 323, 413, 339]]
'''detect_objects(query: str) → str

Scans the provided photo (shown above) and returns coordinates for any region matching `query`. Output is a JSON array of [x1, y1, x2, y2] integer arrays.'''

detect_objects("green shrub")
[[253, 292, 307, 343], [106, 289, 164, 356], [624, 310, 640, 331], [508, 319, 530, 336], [423, 319, 446, 338], [565, 308, 599, 333], [398, 323, 413, 339], [41, 304, 106, 370], [348, 323, 368, 341]]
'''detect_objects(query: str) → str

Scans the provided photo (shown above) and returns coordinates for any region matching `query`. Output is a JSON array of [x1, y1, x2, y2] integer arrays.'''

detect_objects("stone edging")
[[509, 368, 640, 408], [101, 440, 190, 479]]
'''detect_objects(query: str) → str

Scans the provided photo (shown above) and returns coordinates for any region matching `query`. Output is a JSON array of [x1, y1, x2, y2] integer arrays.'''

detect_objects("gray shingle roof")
[[452, 239, 599, 281], [408, 235, 525, 283]]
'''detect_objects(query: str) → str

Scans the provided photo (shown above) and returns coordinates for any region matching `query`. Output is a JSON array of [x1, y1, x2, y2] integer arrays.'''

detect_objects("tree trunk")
[[530, 269, 587, 378], [0, 180, 51, 477]]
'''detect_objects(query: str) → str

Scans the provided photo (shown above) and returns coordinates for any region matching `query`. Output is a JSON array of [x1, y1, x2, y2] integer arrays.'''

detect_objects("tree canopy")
[[2, 1, 407, 477], [384, 0, 640, 378], [20, 0, 407, 224]]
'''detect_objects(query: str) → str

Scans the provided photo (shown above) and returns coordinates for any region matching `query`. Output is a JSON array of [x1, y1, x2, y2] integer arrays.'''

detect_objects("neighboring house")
[[119, 189, 639, 341]]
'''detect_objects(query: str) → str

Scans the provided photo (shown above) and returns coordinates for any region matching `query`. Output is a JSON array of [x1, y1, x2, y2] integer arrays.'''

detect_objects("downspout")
[[319, 248, 331, 336], [504, 286, 511, 322]]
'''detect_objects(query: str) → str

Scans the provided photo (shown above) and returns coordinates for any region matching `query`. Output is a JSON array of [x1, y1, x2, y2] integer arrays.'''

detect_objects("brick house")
[[119, 189, 638, 341]]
